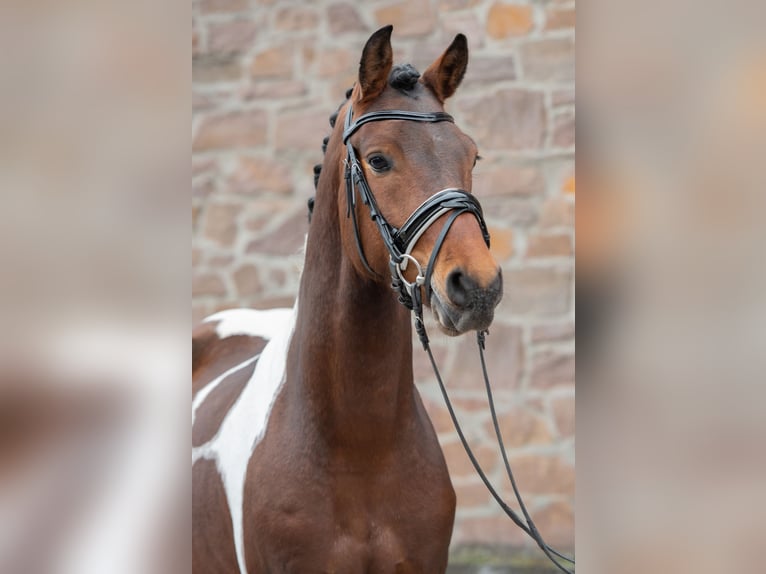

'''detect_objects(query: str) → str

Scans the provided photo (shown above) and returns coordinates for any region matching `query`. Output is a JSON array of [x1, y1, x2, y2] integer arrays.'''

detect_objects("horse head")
[[324, 26, 502, 335]]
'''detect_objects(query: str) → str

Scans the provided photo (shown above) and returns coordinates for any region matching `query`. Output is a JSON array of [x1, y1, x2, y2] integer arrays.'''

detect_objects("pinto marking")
[[207, 307, 293, 340], [192, 303, 297, 574], [191, 355, 258, 430]]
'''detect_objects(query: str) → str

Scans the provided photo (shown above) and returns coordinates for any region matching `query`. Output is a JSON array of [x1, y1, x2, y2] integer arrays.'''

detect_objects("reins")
[[328, 103, 575, 573], [424, 329, 575, 574]]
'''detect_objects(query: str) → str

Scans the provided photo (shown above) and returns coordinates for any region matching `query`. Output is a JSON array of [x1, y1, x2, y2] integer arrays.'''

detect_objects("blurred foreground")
[[578, 1, 766, 572], [0, 2, 189, 573]]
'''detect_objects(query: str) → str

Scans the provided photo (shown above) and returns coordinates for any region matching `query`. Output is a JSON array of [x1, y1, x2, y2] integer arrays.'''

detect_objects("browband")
[[343, 110, 454, 143]]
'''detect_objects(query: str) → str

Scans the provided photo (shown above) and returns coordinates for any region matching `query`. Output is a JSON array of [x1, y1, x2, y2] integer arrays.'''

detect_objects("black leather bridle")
[[342, 103, 490, 333], [340, 103, 575, 573]]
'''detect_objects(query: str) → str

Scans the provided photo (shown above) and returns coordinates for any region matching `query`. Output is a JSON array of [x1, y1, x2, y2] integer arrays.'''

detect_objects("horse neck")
[[287, 166, 416, 452]]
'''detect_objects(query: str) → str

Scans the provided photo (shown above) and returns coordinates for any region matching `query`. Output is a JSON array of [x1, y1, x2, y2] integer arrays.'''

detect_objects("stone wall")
[[192, 0, 575, 551]]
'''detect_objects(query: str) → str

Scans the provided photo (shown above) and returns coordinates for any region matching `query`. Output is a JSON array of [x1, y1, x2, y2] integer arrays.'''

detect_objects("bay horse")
[[192, 26, 502, 573]]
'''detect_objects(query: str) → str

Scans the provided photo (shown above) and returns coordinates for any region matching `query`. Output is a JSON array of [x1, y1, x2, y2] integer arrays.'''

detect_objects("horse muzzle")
[[430, 268, 503, 335]]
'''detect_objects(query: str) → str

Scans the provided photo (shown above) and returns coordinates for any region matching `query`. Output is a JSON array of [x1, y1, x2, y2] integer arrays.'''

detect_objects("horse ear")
[[358, 25, 394, 103], [422, 34, 469, 102]]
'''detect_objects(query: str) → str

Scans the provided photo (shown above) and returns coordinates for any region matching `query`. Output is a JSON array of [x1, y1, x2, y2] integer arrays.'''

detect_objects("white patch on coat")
[[193, 302, 298, 574], [191, 354, 259, 430], [205, 308, 293, 341]]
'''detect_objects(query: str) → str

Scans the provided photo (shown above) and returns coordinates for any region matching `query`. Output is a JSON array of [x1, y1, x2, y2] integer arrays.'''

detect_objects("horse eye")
[[367, 155, 391, 172], [473, 154, 482, 168]]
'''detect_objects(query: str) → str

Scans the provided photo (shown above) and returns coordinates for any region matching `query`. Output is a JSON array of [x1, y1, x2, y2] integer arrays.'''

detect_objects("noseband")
[[342, 104, 490, 329]]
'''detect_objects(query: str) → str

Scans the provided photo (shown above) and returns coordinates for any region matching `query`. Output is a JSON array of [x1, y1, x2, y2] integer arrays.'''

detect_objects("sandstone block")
[[504, 267, 571, 315], [459, 89, 545, 150], [531, 322, 575, 343], [552, 111, 575, 148], [455, 514, 528, 546], [419, 396, 457, 435], [200, 0, 248, 14], [502, 454, 575, 497], [450, 323, 524, 391], [233, 264, 262, 297], [539, 197, 575, 228], [203, 203, 242, 246], [464, 55, 517, 83], [374, 0, 436, 37], [192, 54, 241, 84], [227, 157, 293, 195], [246, 211, 307, 256], [454, 481, 493, 509], [530, 500, 575, 548], [317, 48, 354, 78], [486, 3, 534, 39], [193, 272, 227, 297], [441, 441, 498, 480], [552, 88, 575, 107], [193, 178, 214, 199], [413, 342, 449, 383], [439, 0, 481, 11], [193, 110, 268, 151], [275, 6, 317, 31], [193, 91, 219, 113], [520, 38, 575, 83], [545, 7, 576, 31], [473, 164, 545, 197], [531, 352, 575, 388], [192, 158, 217, 178], [327, 3, 368, 35], [276, 110, 331, 151], [209, 20, 258, 54], [441, 12, 484, 50], [551, 394, 575, 438], [488, 226, 514, 261], [480, 196, 540, 227], [526, 233, 573, 258], [241, 81, 307, 100], [485, 405, 553, 449], [250, 45, 293, 79]]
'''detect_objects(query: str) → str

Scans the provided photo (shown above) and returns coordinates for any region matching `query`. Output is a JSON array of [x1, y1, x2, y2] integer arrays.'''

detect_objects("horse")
[[192, 26, 503, 573]]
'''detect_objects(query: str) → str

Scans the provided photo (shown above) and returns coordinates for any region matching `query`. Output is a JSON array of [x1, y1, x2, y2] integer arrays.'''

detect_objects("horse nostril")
[[446, 268, 478, 308], [489, 269, 503, 296]]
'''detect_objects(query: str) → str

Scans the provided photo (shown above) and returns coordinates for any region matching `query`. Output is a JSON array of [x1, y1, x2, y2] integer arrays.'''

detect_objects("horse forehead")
[[358, 82, 441, 118], [359, 116, 468, 158]]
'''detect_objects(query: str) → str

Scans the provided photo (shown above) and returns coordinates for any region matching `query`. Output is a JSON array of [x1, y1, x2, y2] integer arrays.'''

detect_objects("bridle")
[[342, 103, 490, 336], [335, 102, 575, 574]]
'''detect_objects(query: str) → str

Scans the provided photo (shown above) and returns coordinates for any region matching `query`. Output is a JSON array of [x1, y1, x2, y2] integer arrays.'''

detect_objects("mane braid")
[[309, 85, 354, 222]]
